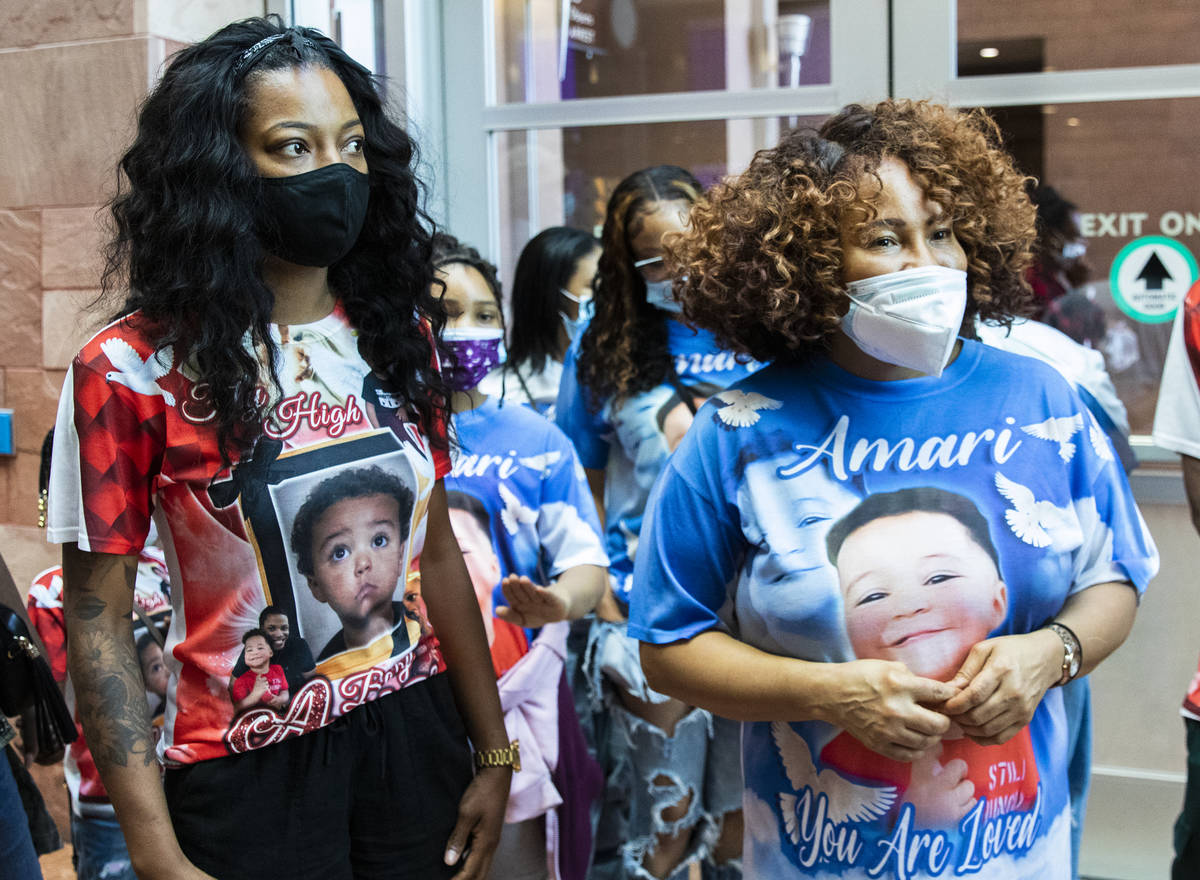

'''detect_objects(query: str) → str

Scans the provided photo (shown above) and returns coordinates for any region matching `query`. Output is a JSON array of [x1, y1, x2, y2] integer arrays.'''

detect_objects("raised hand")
[[496, 574, 569, 628]]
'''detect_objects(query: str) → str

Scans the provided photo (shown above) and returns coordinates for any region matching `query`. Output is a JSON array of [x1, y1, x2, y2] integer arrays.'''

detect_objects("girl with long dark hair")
[[431, 232, 609, 878], [479, 226, 600, 415], [46, 17, 510, 880], [555, 166, 752, 880]]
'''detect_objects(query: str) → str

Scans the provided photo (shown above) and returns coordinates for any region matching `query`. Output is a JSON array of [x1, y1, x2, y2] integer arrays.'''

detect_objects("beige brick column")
[[0, 0, 264, 590]]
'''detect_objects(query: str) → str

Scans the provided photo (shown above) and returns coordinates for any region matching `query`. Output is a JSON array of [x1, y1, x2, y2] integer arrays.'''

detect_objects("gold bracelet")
[[473, 739, 520, 772]]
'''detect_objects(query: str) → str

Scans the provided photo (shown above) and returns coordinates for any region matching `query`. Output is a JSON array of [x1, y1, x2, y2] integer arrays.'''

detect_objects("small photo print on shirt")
[[229, 429, 427, 682]]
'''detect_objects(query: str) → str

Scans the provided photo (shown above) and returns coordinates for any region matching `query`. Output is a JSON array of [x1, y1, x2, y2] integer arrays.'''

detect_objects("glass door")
[[442, 0, 890, 275]]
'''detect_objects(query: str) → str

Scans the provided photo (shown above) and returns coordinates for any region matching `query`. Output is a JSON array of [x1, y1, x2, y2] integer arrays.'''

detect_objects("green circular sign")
[[1109, 235, 1198, 324]]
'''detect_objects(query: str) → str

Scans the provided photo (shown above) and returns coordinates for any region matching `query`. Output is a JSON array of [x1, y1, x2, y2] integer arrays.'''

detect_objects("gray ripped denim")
[[581, 618, 743, 880]]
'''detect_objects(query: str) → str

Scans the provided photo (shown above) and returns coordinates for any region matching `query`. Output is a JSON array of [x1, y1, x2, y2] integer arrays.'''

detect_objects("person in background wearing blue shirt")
[[556, 166, 756, 880], [433, 234, 609, 880], [479, 227, 601, 417]]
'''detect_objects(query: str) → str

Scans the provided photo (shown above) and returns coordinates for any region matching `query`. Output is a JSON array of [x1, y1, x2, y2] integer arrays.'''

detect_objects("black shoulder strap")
[[665, 360, 698, 416]]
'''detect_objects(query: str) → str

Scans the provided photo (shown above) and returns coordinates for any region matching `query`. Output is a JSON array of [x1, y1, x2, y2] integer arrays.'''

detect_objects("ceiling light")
[[1066, 117, 1081, 127], [979, 47, 1000, 58]]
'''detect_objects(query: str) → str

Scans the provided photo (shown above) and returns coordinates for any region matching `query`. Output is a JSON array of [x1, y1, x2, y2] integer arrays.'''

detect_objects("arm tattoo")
[[71, 593, 107, 621], [69, 624, 157, 768], [64, 557, 157, 770]]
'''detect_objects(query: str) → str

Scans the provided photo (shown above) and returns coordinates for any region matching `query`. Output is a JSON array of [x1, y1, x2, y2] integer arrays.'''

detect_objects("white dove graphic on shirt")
[[28, 575, 63, 609], [498, 482, 537, 535], [519, 451, 562, 478], [1021, 414, 1084, 462], [771, 722, 896, 837], [713, 390, 782, 429], [994, 471, 1083, 551], [101, 339, 176, 406], [1088, 423, 1115, 463]]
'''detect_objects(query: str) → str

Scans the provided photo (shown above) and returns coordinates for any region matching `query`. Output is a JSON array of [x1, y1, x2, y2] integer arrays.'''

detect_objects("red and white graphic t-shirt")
[[48, 304, 450, 765]]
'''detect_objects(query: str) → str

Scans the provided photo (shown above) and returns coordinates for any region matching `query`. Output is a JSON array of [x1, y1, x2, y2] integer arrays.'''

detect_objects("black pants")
[[1174, 718, 1200, 880], [165, 675, 473, 880]]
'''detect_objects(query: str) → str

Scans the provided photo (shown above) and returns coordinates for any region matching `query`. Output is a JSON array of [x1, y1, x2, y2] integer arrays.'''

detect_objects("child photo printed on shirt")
[[216, 429, 435, 751]]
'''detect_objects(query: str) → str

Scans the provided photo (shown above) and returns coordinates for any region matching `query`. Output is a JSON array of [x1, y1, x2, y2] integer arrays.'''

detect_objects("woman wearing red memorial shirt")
[[46, 16, 509, 880]]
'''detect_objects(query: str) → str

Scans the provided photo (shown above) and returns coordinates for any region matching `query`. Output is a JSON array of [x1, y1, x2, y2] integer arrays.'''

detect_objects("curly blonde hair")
[[669, 100, 1037, 363]]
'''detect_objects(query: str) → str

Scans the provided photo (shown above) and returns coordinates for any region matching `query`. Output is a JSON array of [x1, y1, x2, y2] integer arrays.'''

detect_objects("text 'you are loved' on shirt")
[[631, 340, 1158, 880], [47, 304, 451, 766]]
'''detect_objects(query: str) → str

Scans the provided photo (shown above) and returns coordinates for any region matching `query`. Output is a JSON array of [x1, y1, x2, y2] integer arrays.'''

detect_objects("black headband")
[[232, 29, 317, 80]]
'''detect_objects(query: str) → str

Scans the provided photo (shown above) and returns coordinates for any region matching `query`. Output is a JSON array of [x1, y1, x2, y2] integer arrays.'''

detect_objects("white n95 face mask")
[[840, 265, 968, 377]]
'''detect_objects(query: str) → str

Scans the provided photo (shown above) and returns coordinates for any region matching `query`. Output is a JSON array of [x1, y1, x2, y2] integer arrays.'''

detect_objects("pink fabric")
[[496, 621, 568, 877]]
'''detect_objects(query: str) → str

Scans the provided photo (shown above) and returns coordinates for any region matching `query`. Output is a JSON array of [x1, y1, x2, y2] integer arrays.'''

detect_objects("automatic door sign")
[[1109, 235, 1198, 323]]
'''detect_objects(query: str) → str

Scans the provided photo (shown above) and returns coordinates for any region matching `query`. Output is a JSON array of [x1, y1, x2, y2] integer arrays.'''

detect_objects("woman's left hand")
[[940, 630, 1063, 746], [443, 765, 512, 878]]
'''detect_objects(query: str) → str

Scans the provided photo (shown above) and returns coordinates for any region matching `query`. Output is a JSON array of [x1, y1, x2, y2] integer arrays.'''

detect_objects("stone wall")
[[0, 0, 263, 593]]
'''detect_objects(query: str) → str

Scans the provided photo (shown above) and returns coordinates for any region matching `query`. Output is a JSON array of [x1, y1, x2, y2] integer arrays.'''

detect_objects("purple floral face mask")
[[440, 328, 504, 391]]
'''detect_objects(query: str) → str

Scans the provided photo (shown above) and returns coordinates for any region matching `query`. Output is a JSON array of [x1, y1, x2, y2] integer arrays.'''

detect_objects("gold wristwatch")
[[474, 739, 520, 772]]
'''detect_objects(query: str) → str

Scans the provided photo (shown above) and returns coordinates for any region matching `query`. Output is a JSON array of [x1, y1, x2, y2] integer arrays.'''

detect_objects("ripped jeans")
[[583, 619, 743, 880]]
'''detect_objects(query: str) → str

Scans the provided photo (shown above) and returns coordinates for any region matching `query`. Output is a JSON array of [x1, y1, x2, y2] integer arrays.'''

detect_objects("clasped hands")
[[833, 628, 1065, 764]]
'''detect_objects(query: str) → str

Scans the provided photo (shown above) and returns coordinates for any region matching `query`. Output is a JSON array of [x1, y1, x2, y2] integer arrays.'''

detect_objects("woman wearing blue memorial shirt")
[[556, 165, 755, 880], [630, 100, 1157, 879]]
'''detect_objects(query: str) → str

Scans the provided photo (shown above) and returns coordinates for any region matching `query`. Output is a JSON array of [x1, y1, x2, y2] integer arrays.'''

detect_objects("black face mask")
[[256, 163, 370, 267]]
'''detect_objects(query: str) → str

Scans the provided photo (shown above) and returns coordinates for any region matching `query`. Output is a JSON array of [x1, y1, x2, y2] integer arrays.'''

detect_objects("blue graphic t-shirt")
[[447, 396, 608, 609], [556, 319, 762, 604], [630, 340, 1158, 879]]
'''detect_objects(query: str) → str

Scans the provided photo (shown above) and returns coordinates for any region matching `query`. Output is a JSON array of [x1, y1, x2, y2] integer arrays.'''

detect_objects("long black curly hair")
[[103, 16, 447, 464], [576, 165, 702, 409]]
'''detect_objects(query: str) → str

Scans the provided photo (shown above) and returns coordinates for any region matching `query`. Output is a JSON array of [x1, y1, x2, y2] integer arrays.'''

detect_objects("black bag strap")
[[665, 361, 699, 416], [513, 367, 539, 410]]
